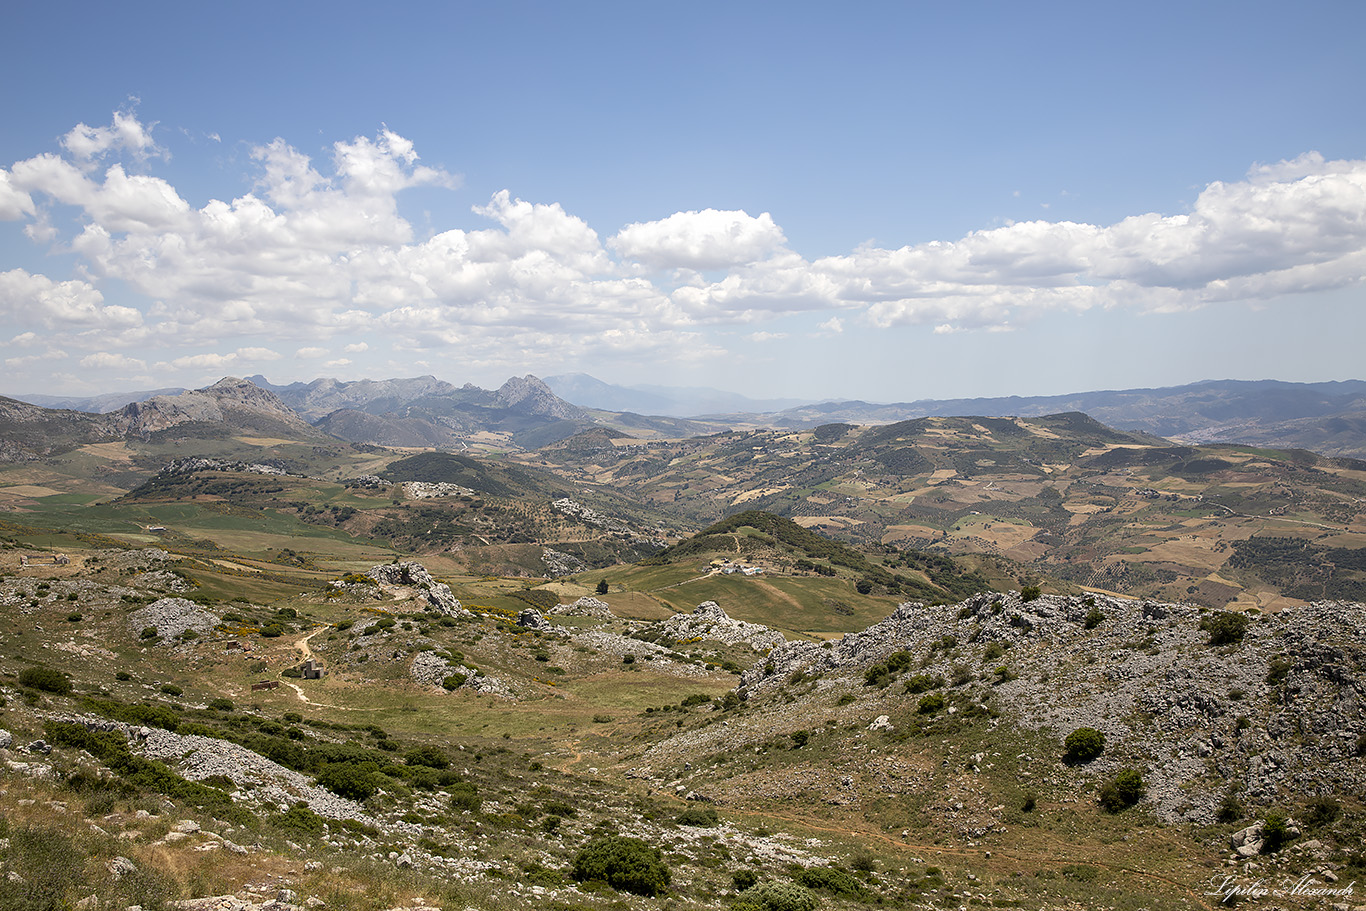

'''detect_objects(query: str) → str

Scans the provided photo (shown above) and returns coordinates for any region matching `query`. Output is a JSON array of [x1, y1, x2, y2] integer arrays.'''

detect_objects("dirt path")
[[294, 626, 328, 662], [282, 627, 342, 707]]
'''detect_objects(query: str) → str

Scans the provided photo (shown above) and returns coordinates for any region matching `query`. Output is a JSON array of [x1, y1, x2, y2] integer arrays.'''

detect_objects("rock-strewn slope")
[[741, 591, 1366, 824], [127, 597, 222, 641]]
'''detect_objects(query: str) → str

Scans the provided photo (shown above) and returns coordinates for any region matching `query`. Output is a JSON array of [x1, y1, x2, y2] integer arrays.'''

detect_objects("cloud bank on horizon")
[[1, 109, 1364, 397]]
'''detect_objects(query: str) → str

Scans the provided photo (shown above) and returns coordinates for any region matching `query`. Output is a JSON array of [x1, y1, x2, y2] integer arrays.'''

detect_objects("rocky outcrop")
[[740, 591, 1366, 825], [542, 549, 588, 577], [551, 596, 615, 619], [365, 562, 467, 616], [113, 377, 313, 437], [127, 597, 221, 641], [652, 601, 785, 652], [409, 651, 513, 698], [515, 608, 551, 630]]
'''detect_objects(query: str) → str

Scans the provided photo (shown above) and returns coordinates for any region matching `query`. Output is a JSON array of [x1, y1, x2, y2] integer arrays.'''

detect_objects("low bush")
[[733, 881, 820, 911], [571, 835, 671, 897], [794, 865, 869, 899], [449, 781, 481, 812], [1063, 727, 1105, 763], [1200, 611, 1249, 646], [404, 745, 450, 769], [315, 761, 379, 801], [1098, 768, 1145, 812], [1261, 813, 1293, 853], [903, 673, 943, 694], [19, 666, 72, 695], [677, 805, 719, 827]]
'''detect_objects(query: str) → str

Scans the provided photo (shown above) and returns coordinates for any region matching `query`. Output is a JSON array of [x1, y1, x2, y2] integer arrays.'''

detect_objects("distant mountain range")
[[733, 379, 1366, 459], [542, 373, 811, 417], [6, 374, 1366, 459]]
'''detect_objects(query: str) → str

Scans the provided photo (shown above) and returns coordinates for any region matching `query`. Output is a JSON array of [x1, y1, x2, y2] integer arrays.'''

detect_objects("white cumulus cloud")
[[62, 109, 165, 165], [80, 352, 147, 369], [3, 110, 1365, 383], [611, 209, 786, 271]]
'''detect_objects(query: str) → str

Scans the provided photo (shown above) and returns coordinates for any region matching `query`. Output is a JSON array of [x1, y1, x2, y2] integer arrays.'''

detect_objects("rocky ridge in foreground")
[[734, 591, 1366, 824]]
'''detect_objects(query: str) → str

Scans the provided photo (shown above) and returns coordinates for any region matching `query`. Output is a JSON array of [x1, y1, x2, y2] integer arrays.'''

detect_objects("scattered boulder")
[[1231, 818, 1302, 856], [106, 857, 137, 878], [868, 715, 894, 732], [515, 608, 551, 630]]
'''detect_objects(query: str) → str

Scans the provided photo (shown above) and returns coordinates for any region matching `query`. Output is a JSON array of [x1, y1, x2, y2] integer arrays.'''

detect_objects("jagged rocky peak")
[[494, 375, 589, 420], [115, 376, 306, 434]]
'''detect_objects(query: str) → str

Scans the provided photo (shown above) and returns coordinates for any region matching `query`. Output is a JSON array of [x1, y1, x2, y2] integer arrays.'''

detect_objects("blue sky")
[[2, 1, 1364, 402]]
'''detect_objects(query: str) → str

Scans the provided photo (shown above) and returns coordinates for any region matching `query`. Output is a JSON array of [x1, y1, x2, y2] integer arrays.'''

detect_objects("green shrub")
[[789, 730, 809, 749], [115, 671, 133, 682], [848, 850, 876, 873], [275, 803, 326, 834], [571, 835, 671, 896], [677, 805, 719, 827], [734, 880, 819, 911], [260, 623, 285, 638], [404, 745, 450, 769], [207, 698, 234, 711], [1083, 606, 1104, 629], [1021, 584, 1042, 602], [442, 673, 468, 690], [1260, 813, 1292, 853], [159, 684, 183, 697], [315, 761, 379, 801], [140, 626, 159, 640], [916, 693, 945, 714], [449, 781, 481, 812], [1266, 658, 1293, 686], [1064, 727, 1105, 763], [982, 642, 1005, 661], [1200, 611, 1249, 646], [1098, 769, 1145, 812], [19, 666, 72, 695], [794, 865, 869, 898], [732, 869, 759, 892], [1216, 791, 1244, 823], [903, 673, 943, 694]]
